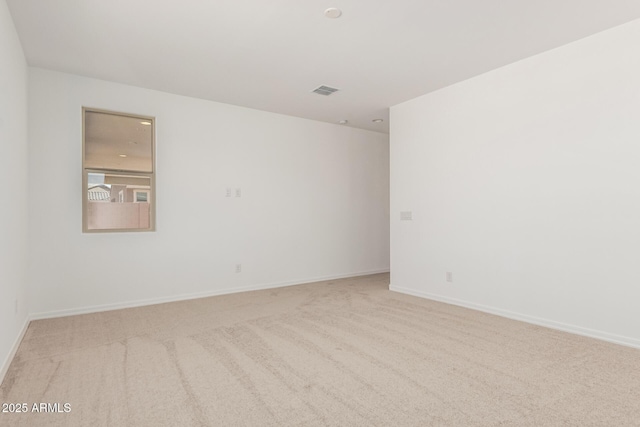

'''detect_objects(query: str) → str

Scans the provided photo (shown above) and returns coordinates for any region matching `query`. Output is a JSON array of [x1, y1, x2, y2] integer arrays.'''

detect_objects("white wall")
[[0, 0, 29, 379], [390, 19, 640, 348], [28, 68, 390, 316]]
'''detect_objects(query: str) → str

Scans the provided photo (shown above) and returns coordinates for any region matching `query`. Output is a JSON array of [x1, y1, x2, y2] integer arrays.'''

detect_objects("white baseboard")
[[389, 284, 640, 350], [30, 269, 390, 321], [0, 316, 30, 387]]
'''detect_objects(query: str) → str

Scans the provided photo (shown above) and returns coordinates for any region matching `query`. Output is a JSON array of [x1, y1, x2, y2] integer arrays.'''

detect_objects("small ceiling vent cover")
[[312, 85, 339, 96]]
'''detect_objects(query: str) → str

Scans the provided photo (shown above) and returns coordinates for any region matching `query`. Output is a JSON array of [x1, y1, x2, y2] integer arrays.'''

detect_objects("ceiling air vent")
[[312, 85, 339, 96]]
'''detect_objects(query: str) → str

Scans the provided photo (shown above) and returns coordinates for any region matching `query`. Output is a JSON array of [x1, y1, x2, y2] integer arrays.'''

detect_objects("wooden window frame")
[[82, 107, 156, 233]]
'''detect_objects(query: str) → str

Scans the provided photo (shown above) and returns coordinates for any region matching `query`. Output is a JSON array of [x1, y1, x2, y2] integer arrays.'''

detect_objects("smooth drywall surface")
[[0, 0, 29, 379], [390, 19, 640, 347], [28, 68, 390, 316]]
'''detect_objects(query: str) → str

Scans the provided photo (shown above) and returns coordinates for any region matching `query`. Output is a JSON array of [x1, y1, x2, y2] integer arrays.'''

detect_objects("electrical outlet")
[[446, 272, 453, 283], [226, 188, 232, 197], [235, 188, 242, 198], [235, 264, 242, 273], [400, 211, 412, 221]]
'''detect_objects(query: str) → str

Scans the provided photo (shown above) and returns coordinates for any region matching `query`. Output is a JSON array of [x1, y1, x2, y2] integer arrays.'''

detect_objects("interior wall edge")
[[30, 270, 390, 322], [0, 316, 30, 387], [389, 284, 640, 351]]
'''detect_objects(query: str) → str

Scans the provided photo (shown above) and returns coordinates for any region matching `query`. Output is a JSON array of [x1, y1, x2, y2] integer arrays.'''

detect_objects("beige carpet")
[[1, 273, 639, 426]]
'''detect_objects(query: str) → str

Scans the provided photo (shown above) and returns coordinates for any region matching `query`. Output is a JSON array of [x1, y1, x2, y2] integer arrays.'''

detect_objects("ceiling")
[[7, 1, 640, 134]]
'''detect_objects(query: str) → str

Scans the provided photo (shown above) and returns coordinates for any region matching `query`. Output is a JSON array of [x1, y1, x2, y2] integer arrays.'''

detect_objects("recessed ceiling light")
[[118, 154, 127, 158], [140, 121, 151, 126], [339, 120, 348, 125], [372, 119, 384, 123], [324, 8, 342, 19]]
